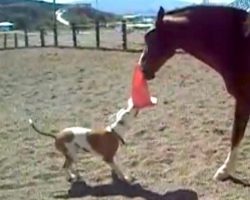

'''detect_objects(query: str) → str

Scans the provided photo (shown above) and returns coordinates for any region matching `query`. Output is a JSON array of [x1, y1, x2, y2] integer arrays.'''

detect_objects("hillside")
[[62, 6, 119, 25], [89, 0, 191, 14], [0, 0, 117, 30], [0, 1, 55, 30]]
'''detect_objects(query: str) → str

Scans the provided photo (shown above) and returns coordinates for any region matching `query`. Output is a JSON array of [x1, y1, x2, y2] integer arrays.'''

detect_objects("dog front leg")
[[106, 160, 129, 182]]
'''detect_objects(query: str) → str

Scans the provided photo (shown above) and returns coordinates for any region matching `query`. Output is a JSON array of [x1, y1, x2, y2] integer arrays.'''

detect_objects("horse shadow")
[[224, 175, 250, 187], [54, 173, 198, 200]]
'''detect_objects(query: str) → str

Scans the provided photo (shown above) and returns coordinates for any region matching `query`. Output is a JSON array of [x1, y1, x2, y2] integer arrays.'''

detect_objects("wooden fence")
[[0, 20, 145, 52]]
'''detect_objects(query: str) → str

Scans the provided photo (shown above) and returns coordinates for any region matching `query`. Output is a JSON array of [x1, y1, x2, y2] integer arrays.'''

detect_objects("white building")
[[0, 22, 14, 32]]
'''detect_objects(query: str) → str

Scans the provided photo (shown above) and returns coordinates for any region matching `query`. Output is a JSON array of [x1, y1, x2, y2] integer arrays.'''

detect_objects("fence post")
[[95, 20, 100, 48], [53, 26, 58, 47], [3, 33, 7, 49], [122, 20, 127, 50], [24, 29, 29, 47], [40, 28, 45, 47], [14, 33, 18, 48], [71, 23, 77, 48]]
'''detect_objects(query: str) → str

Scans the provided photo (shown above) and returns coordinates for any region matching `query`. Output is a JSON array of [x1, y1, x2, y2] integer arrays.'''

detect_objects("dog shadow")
[[54, 174, 198, 200]]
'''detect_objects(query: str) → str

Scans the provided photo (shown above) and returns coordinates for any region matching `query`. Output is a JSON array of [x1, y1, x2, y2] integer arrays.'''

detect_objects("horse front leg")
[[213, 100, 249, 181]]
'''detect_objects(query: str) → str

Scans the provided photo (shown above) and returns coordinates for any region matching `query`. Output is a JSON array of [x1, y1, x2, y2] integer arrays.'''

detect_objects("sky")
[[40, 0, 234, 4], [39, 0, 236, 14], [181, 0, 233, 3]]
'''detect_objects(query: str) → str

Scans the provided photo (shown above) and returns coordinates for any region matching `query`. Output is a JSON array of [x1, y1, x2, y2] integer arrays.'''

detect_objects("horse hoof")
[[213, 166, 231, 181]]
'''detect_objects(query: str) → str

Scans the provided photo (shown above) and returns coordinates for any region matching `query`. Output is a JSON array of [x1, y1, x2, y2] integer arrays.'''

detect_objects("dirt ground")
[[0, 48, 250, 200]]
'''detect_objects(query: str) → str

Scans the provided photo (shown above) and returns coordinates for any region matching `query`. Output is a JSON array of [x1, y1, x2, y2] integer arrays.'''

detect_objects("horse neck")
[[180, 39, 223, 75], [172, 28, 227, 77], [166, 10, 245, 80]]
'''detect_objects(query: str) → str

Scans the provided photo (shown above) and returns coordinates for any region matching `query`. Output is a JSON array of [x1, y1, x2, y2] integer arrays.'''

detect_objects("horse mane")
[[146, 5, 248, 41], [165, 5, 197, 15], [164, 5, 247, 16]]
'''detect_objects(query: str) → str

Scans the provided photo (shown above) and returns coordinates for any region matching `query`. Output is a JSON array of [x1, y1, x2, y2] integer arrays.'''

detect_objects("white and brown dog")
[[29, 98, 138, 183]]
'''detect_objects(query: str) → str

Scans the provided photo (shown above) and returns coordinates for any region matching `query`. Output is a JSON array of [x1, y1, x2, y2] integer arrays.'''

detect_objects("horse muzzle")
[[142, 69, 155, 80]]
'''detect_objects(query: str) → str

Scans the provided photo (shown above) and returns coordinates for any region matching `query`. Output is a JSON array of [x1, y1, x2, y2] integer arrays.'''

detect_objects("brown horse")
[[140, 5, 250, 181]]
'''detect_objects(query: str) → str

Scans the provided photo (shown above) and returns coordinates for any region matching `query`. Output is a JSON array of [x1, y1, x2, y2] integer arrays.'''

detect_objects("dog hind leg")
[[63, 156, 76, 182], [63, 144, 80, 182]]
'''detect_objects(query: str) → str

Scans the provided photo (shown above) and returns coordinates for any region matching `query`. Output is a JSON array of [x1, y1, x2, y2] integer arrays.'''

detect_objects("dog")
[[29, 98, 138, 183]]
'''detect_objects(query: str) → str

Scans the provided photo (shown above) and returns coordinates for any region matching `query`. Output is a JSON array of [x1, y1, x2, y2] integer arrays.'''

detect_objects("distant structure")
[[203, 0, 209, 4], [69, 3, 92, 9], [78, 3, 91, 8], [0, 22, 14, 32], [123, 14, 154, 23], [121, 14, 154, 31]]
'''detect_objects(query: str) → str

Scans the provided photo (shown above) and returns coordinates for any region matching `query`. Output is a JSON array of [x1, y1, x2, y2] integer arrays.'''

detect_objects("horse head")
[[140, 6, 188, 80]]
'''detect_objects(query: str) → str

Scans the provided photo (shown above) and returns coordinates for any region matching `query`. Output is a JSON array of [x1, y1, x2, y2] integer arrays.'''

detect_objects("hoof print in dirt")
[[158, 123, 167, 132]]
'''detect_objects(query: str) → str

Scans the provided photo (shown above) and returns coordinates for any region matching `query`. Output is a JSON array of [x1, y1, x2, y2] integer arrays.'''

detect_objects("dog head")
[[107, 98, 139, 134]]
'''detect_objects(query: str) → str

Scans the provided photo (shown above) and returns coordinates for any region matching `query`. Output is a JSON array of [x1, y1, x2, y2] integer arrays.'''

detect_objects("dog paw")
[[122, 175, 131, 182], [128, 175, 137, 183], [123, 175, 137, 183], [117, 175, 134, 184], [67, 174, 78, 183]]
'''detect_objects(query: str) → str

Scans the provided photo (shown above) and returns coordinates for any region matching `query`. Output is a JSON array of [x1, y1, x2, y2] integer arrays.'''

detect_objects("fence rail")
[[0, 20, 147, 52]]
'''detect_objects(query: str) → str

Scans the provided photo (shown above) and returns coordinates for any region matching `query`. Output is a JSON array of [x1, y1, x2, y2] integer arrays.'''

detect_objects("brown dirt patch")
[[0, 48, 250, 200]]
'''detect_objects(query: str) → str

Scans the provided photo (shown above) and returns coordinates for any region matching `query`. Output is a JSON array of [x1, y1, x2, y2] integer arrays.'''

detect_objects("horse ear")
[[156, 6, 165, 27]]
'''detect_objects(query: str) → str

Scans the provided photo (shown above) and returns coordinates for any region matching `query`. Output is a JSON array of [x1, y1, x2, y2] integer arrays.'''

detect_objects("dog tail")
[[29, 119, 56, 139]]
